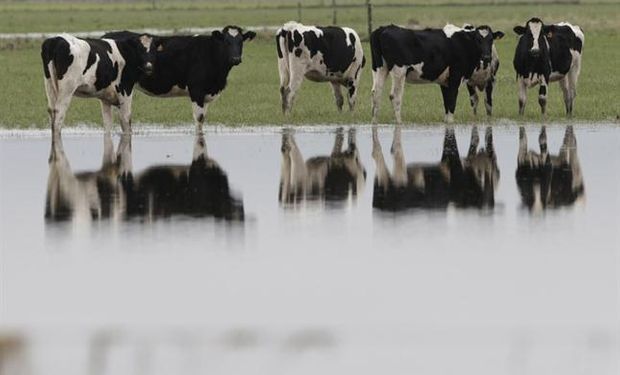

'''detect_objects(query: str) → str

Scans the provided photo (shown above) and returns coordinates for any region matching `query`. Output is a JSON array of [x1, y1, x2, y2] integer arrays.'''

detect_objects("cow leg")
[[390, 126, 407, 187], [371, 67, 389, 124], [559, 76, 572, 117], [191, 101, 206, 134], [346, 127, 357, 152], [484, 80, 494, 116], [101, 131, 115, 168], [116, 132, 133, 182], [484, 126, 495, 160], [100, 101, 114, 133], [440, 85, 459, 123], [44, 78, 58, 130], [193, 132, 208, 161], [517, 76, 527, 116], [331, 82, 345, 112], [538, 125, 548, 159], [371, 126, 390, 189], [331, 127, 344, 156], [518, 126, 528, 164], [389, 67, 406, 124], [286, 68, 305, 116], [49, 86, 74, 135], [278, 56, 291, 115], [538, 78, 549, 117], [441, 127, 460, 163], [467, 84, 479, 116], [117, 96, 133, 134], [467, 126, 480, 158]]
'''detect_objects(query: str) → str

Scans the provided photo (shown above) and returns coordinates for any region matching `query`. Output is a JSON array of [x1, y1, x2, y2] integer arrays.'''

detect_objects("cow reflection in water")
[[372, 126, 499, 211], [279, 127, 366, 206], [516, 126, 584, 210], [45, 132, 243, 221]]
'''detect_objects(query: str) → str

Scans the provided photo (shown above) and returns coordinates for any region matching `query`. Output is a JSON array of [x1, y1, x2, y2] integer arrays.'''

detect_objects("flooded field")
[[0, 123, 619, 374]]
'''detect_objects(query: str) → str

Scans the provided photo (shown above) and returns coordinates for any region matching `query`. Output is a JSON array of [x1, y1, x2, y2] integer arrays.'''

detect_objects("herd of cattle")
[[45, 125, 584, 221], [41, 18, 584, 132]]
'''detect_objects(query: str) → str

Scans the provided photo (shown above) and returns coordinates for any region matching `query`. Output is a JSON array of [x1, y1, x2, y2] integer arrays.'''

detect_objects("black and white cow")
[[279, 127, 366, 206], [41, 33, 159, 134], [276, 21, 365, 114], [104, 26, 256, 133], [370, 24, 504, 123], [463, 24, 504, 116], [46, 132, 244, 221], [513, 18, 584, 116], [372, 126, 499, 211], [516, 126, 584, 210]]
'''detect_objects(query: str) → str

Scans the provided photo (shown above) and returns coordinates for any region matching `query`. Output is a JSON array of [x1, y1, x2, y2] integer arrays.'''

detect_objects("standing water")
[[0, 124, 619, 374]]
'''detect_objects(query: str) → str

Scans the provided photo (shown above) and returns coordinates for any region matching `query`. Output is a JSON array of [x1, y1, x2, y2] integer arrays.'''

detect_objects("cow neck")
[[206, 38, 234, 89], [452, 32, 481, 75]]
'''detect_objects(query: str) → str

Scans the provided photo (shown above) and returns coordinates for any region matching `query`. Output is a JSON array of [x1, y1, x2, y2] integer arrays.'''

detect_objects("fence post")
[[297, 2, 302, 22], [366, 0, 372, 39], [332, 0, 337, 25]]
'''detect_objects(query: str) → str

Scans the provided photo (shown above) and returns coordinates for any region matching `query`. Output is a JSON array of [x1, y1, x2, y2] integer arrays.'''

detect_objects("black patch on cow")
[[539, 85, 547, 95], [300, 26, 356, 74], [83, 49, 97, 75], [294, 48, 302, 57], [40, 37, 73, 80]]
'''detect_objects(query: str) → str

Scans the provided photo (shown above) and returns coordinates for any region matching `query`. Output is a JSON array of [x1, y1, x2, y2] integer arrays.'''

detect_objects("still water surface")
[[0, 124, 618, 374]]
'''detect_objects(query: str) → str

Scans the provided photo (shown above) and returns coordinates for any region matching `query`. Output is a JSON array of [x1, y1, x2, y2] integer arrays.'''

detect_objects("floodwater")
[[0, 124, 619, 374]]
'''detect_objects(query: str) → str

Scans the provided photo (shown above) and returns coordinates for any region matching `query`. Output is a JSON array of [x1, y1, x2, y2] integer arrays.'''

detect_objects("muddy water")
[[0, 124, 619, 374]]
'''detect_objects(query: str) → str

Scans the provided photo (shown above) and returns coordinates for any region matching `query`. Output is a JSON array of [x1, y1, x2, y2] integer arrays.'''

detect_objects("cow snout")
[[529, 48, 541, 57], [144, 62, 154, 75], [482, 55, 492, 64], [230, 56, 242, 65]]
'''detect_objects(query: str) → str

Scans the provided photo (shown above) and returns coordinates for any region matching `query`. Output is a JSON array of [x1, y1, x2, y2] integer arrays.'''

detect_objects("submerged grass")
[[0, 2, 619, 128]]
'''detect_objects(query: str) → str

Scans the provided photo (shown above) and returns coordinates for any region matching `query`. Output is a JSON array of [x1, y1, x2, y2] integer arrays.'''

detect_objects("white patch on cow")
[[528, 21, 542, 51], [478, 29, 489, 38], [404, 62, 425, 83], [556, 22, 585, 43], [139, 35, 153, 51], [443, 24, 462, 38], [227, 28, 239, 37]]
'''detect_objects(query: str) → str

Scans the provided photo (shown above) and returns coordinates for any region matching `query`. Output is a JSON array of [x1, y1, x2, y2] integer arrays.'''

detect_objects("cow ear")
[[493, 31, 505, 40], [243, 31, 256, 41], [542, 25, 556, 38], [212, 30, 223, 39], [513, 26, 526, 35]]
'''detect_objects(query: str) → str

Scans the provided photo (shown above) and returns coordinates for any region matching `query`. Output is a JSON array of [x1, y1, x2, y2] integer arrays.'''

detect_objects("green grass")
[[0, 2, 619, 128]]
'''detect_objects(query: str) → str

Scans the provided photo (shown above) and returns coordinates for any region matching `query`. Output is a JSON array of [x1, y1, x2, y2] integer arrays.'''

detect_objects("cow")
[[513, 18, 584, 116], [45, 131, 131, 220], [462, 24, 504, 116], [370, 24, 504, 124], [279, 127, 366, 207], [103, 26, 256, 133], [516, 126, 584, 210], [45, 132, 244, 221], [275, 21, 365, 115], [372, 126, 499, 211], [41, 33, 160, 134]]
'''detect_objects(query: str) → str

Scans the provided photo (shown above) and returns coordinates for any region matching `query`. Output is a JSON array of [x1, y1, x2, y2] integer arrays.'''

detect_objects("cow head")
[[513, 18, 552, 58], [128, 34, 161, 76], [212, 26, 256, 66], [465, 25, 504, 69]]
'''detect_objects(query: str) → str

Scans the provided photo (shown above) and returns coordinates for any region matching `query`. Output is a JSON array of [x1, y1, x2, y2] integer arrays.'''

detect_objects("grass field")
[[0, 1, 619, 128]]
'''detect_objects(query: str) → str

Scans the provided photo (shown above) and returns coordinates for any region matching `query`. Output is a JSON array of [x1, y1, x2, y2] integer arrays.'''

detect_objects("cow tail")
[[369, 27, 385, 71], [276, 29, 290, 85], [41, 37, 60, 97]]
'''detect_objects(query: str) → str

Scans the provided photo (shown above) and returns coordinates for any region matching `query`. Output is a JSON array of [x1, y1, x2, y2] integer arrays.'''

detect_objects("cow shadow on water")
[[516, 125, 584, 211], [45, 132, 244, 222], [279, 127, 367, 208], [372, 126, 500, 212]]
